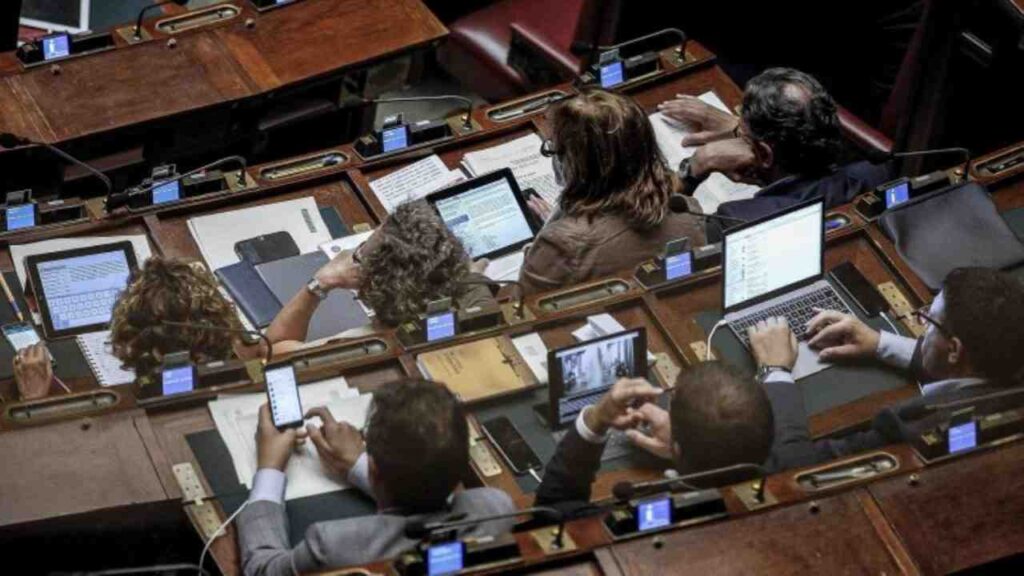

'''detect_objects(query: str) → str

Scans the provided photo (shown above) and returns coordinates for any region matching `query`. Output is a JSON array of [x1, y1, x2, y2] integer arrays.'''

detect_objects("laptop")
[[722, 199, 852, 378], [540, 328, 648, 461], [427, 168, 540, 263]]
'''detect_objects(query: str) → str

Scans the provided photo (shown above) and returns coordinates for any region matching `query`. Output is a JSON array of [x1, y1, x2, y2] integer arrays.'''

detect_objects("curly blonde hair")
[[109, 257, 241, 378], [359, 201, 473, 326]]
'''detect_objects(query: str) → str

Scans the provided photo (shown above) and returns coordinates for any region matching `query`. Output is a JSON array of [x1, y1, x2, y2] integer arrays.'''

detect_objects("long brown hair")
[[549, 89, 678, 229]]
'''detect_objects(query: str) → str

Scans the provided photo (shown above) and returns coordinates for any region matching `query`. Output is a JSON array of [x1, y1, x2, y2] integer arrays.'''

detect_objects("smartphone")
[[636, 496, 673, 531], [161, 364, 197, 396], [234, 231, 300, 265], [2, 203, 38, 232], [264, 362, 304, 429], [426, 540, 464, 576], [2, 322, 42, 352], [948, 408, 978, 454], [829, 262, 887, 317], [481, 416, 542, 475], [426, 310, 457, 342]]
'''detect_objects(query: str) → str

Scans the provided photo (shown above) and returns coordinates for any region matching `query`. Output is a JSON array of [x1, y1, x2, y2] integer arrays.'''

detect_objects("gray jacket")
[[238, 488, 516, 576]]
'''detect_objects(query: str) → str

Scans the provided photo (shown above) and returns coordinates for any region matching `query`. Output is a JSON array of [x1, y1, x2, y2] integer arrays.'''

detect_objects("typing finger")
[[806, 309, 845, 334], [305, 406, 337, 426], [807, 322, 848, 350], [306, 424, 337, 459]]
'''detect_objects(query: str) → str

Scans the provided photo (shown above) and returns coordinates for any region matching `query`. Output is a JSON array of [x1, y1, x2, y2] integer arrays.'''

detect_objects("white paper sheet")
[[461, 133, 561, 205], [209, 376, 375, 500], [369, 155, 462, 214], [9, 234, 153, 294], [188, 197, 330, 272], [693, 172, 760, 214], [484, 251, 525, 282], [318, 230, 375, 259], [511, 332, 549, 385]]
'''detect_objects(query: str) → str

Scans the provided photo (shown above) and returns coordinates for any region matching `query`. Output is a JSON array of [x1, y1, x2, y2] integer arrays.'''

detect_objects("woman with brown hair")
[[519, 89, 707, 294]]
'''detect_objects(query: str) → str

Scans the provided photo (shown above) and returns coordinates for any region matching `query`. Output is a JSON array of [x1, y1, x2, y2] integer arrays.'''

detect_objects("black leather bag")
[[879, 182, 1024, 290]]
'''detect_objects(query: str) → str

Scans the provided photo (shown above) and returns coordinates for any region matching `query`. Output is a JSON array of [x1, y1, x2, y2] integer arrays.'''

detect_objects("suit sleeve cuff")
[[876, 331, 917, 370], [575, 406, 610, 444], [762, 370, 795, 385], [249, 468, 287, 504], [346, 452, 372, 496]]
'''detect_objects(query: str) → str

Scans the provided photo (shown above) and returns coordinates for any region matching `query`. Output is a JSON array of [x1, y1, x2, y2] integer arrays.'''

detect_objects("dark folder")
[[256, 252, 370, 341], [215, 261, 282, 329]]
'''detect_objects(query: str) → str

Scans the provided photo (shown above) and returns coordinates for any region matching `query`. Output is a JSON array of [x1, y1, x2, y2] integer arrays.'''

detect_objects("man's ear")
[[947, 336, 964, 367], [753, 140, 774, 169]]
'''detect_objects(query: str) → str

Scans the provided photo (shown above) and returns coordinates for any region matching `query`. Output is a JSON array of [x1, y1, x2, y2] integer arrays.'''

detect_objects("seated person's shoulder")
[[453, 487, 516, 515]]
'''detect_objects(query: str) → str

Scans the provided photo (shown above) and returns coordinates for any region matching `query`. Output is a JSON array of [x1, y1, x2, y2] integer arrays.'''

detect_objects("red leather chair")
[[439, 0, 621, 101]]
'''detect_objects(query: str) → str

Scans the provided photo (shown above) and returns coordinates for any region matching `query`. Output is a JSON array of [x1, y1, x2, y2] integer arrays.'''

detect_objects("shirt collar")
[[920, 377, 988, 396]]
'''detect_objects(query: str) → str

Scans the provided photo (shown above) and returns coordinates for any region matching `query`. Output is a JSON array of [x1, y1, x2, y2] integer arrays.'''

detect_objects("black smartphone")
[[481, 416, 542, 475], [829, 262, 887, 317], [264, 362, 304, 429], [234, 231, 300, 265]]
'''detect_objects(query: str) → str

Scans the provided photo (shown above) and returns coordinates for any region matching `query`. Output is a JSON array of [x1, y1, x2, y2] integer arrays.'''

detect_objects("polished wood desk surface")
[[1, 37, 1023, 574], [0, 0, 446, 143]]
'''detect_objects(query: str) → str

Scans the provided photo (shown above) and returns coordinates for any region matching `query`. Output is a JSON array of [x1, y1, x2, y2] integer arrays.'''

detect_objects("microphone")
[[160, 320, 273, 366], [133, 0, 190, 40], [371, 95, 475, 131], [107, 155, 247, 212], [427, 270, 526, 321], [612, 463, 768, 503], [669, 193, 746, 228], [571, 28, 688, 65], [404, 506, 566, 549], [0, 132, 112, 197], [898, 385, 1024, 421], [889, 147, 972, 176]]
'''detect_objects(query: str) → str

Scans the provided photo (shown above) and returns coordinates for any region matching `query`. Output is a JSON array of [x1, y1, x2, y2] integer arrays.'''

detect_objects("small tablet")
[[26, 241, 138, 339], [427, 168, 539, 261]]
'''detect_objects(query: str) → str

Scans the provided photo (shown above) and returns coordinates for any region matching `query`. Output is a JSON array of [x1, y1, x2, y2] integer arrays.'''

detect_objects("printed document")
[[369, 155, 463, 213], [461, 133, 561, 205]]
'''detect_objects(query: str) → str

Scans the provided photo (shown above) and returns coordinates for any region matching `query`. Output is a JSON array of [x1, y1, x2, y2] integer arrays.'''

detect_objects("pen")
[[0, 273, 24, 322]]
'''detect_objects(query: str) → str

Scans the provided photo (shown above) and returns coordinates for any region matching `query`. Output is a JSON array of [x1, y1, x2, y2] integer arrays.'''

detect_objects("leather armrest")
[[838, 106, 893, 159], [509, 21, 580, 77]]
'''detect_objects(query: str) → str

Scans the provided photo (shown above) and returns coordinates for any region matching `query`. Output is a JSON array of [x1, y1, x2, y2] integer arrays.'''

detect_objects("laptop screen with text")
[[723, 201, 823, 311]]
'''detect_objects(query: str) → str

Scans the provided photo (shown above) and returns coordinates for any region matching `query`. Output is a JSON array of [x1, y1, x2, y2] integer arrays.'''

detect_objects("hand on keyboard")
[[805, 310, 881, 362], [747, 316, 798, 371]]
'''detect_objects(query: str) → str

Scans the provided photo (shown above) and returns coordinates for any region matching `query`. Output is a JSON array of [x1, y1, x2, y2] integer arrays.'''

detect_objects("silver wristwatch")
[[306, 277, 329, 300], [755, 365, 791, 382]]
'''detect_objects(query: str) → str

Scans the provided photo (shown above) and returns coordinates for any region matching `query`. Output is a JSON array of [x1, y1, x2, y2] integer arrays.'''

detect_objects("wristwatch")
[[306, 277, 329, 300], [678, 158, 707, 195], [755, 365, 792, 382]]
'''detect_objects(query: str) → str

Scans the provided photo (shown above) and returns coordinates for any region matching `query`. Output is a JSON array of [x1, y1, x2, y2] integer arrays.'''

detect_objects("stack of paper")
[[648, 91, 760, 213], [208, 376, 374, 501], [461, 133, 561, 205], [511, 332, 549, 385], [369, 155, 464, 214]]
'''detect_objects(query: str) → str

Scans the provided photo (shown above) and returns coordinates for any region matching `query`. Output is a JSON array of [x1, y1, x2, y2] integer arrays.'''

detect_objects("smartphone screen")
[[600, 61, 625, 88], [482, 417, 542, 474], [152, 180, 181, 205], [162, 364, 196, 396], [427, 541, 464, 576], [426, 310, 456, 342], [382, 125, 409, 153], [884, 181, 910, 209], [665, 251, 693, 281], [637, 497, 673, 531], [5, 204, 37, 231], [265, 363, 303, 429], [2, 322, 41, 352], [948, 421, 978, 454]]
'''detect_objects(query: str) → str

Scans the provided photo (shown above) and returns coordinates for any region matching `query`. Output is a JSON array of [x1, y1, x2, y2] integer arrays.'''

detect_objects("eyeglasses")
[[903, 305, 953, 338], [351, 242, 366, 265], [539, 138, 560, 158]]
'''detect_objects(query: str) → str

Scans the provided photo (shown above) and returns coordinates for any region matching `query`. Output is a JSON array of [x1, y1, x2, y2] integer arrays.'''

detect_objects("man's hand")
[[14, 343, 53, 401], [689, 138, 759, 184], [585, 378, 663, 436], [527, 194, 554, 222], [806, 310, 881, 362], [625, 403, 673, 460], [313, 249, 361, 291], [657, 94, 738, 146], [748, 316, 798, 370], [256, 403, 307, 472], [305, 406, 365, 479]]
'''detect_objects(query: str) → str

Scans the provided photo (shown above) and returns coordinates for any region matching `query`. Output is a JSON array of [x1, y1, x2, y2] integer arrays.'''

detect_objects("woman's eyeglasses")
[[539, 139, 560, 158]]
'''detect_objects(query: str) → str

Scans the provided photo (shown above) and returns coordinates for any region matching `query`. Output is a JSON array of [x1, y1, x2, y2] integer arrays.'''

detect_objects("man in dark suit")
[[535, 323, 814, 512], [775, 267, 1024, 465], [239, 379, 515, 575], [665, 67, 891, 228]]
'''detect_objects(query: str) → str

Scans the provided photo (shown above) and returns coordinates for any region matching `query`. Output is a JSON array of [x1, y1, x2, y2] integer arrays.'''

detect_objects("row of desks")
[[1, 39, 1023, 575]]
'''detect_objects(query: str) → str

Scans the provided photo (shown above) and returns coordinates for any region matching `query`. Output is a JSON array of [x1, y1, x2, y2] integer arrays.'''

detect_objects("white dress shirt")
[[250, 453, 372, 504]]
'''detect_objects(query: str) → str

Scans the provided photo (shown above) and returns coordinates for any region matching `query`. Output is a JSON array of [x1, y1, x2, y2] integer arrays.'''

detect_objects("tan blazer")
[[519, 210, 706, 295]]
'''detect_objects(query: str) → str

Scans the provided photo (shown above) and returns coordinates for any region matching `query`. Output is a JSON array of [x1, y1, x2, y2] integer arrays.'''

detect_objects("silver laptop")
[[722, 200, 852, 378]]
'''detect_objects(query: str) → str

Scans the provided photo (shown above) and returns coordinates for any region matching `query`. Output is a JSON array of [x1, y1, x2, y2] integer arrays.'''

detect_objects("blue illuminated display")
[[948, 421, 977, 454], [382, 125, 409, 153], [884, 182, 910, 209], [42, 34, 71, 60], [152, 180, 181, 204], [637, 497, 672, 531], [600, 61, 625, 88], [426, 311, 456, 342], [162, 365, 195, 396], [665, 252, 693, 281], [427, 541, 464, 576], [5, 204, 36, 231]]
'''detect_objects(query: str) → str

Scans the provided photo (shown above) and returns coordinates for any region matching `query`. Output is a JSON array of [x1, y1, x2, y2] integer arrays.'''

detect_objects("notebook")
[[77, 330, 134, 387], [215, 261, 282, 329], [416, 336, 536, 403]]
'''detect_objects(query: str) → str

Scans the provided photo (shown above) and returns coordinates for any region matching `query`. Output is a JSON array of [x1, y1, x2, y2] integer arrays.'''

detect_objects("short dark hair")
[[669, 362, 774, 474], [742, 67, 841, 175], [364, 379, 469, 512], [943, 268, 1024, 383]]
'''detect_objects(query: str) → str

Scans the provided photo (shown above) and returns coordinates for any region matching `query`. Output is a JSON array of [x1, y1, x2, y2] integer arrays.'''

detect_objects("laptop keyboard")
[[553, 428, 635, 462], [730, 285, 852, 347]]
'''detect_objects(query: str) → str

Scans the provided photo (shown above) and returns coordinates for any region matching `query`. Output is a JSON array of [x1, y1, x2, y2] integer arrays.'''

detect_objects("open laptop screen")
[[723, 200, 824, 312]]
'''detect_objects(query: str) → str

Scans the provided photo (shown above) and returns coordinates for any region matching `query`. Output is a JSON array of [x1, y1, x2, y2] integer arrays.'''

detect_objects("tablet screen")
[[35, 248, 132, 331], [433, 174, 534, 259]]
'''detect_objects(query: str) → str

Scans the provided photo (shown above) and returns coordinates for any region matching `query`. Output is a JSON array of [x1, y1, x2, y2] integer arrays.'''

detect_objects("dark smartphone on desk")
[[235, 232, 300, 265], [829, 262, 887, 317], [481, 416, 542, 475]]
